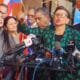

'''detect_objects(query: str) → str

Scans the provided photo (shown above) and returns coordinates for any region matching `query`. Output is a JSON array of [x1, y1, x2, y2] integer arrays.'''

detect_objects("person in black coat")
[[73, 23, 80, 31]]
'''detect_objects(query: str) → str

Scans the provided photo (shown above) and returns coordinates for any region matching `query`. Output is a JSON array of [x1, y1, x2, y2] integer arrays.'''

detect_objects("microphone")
[[50, 41, 65, 68], [2, 34, 41, 62], [4, 34, 38, 55], [65, 40, 75, 53], [72, 47, 80, 62], [51, 41, 65, 55]]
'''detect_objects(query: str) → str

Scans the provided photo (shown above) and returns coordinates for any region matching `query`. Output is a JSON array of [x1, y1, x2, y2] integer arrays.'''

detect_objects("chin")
[[55, 24, 62, 26], [10, 29, 17, 32], [0, 25, 3, 27]]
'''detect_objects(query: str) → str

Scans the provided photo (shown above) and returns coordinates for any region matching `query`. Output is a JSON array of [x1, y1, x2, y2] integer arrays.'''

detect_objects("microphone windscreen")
[[31, 38, 40, 45], [54, 41, 61, 50]]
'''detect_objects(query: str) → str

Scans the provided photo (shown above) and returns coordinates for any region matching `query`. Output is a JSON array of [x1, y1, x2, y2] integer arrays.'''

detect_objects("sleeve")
[[74, 30, 80, 51], [17, 23, 39, 35], [17, 23, 30, 34]]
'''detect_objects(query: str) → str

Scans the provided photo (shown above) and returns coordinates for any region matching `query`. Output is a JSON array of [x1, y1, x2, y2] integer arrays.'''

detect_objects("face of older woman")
[[6, 18, 18, 32], [53, 9, 69, 26], [0, 12, 4, 28]]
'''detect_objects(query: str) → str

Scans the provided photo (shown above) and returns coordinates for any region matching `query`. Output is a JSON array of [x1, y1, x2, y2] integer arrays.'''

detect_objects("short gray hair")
[[35, 7, 50, 16]]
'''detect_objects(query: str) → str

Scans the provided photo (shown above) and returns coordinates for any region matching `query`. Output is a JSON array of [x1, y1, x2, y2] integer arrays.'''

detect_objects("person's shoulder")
[[72, 23, 80, 31], [66, 25, 80, 34], [67, 25, 79, 30], [66, 25, 73, 31], [73, 23, 80, 27]]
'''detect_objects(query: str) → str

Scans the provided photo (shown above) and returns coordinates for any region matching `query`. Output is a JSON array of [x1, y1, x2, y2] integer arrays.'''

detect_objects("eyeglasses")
[[35, 17, 42, 21], [0, 11, 7, 14], [28, 14, 34, 17], [54, 13, 67, 18], [2, 12, 7, 14]]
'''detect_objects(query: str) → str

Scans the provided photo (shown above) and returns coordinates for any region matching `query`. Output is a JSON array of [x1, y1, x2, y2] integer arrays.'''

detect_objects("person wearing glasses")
[[18, 7, 52, 35], [17, 7, 38, 32], [18, 7, 53, 80], [42, 6, 80, 80], [27, 7, 38, 28]]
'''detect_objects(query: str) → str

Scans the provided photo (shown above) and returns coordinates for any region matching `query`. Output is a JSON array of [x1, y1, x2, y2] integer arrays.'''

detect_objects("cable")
[[32, 58, 49, 80], [49, 54, 54, 66], [17, 63, 25, 80]]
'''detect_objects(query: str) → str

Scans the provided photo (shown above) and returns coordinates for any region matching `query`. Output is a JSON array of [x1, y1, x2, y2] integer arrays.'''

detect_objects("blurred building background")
[[1, 0, 80, 24], [0, 0, 75, 16]]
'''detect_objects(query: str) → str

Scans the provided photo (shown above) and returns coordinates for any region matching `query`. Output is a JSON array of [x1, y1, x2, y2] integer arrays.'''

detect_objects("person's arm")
[[18, 23, 29, 34], [18, 22, 40, 35]]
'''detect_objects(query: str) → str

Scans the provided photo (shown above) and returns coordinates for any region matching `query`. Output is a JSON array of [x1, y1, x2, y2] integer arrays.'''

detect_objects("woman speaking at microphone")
[[43, 6, 80, 80]]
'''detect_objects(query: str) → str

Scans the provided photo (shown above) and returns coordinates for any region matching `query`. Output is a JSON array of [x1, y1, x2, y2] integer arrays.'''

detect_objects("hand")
[[45, 51, 52, 58]]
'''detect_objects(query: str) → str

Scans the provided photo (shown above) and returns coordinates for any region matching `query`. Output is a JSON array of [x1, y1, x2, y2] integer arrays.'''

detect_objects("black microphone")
[[1, 34, 42, 63], [5, 34, 38, 55], [64, 40, 76, 68], [65, 40, 75, 53]]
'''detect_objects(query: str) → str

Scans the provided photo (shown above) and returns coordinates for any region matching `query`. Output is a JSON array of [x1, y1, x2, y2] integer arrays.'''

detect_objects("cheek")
[[53, 17, 58, 22], [15, 24, 18, 27], [65, 19, 69, 24], [40, 21, 47, 27], [41, 19, 46, 24], [7, 26, 17, 31], [6, 26, 11, 30], [7, 25, 14, 30], [39, 21, 45, 26], [0, 20, 4, 27]]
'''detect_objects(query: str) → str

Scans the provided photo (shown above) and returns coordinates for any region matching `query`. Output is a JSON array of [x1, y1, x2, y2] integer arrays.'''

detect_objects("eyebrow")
[[0, 11, 7, 14]]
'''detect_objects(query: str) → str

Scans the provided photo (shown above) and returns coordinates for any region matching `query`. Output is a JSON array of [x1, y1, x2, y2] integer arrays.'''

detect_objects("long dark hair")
[[3, 16, 18, 49]]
